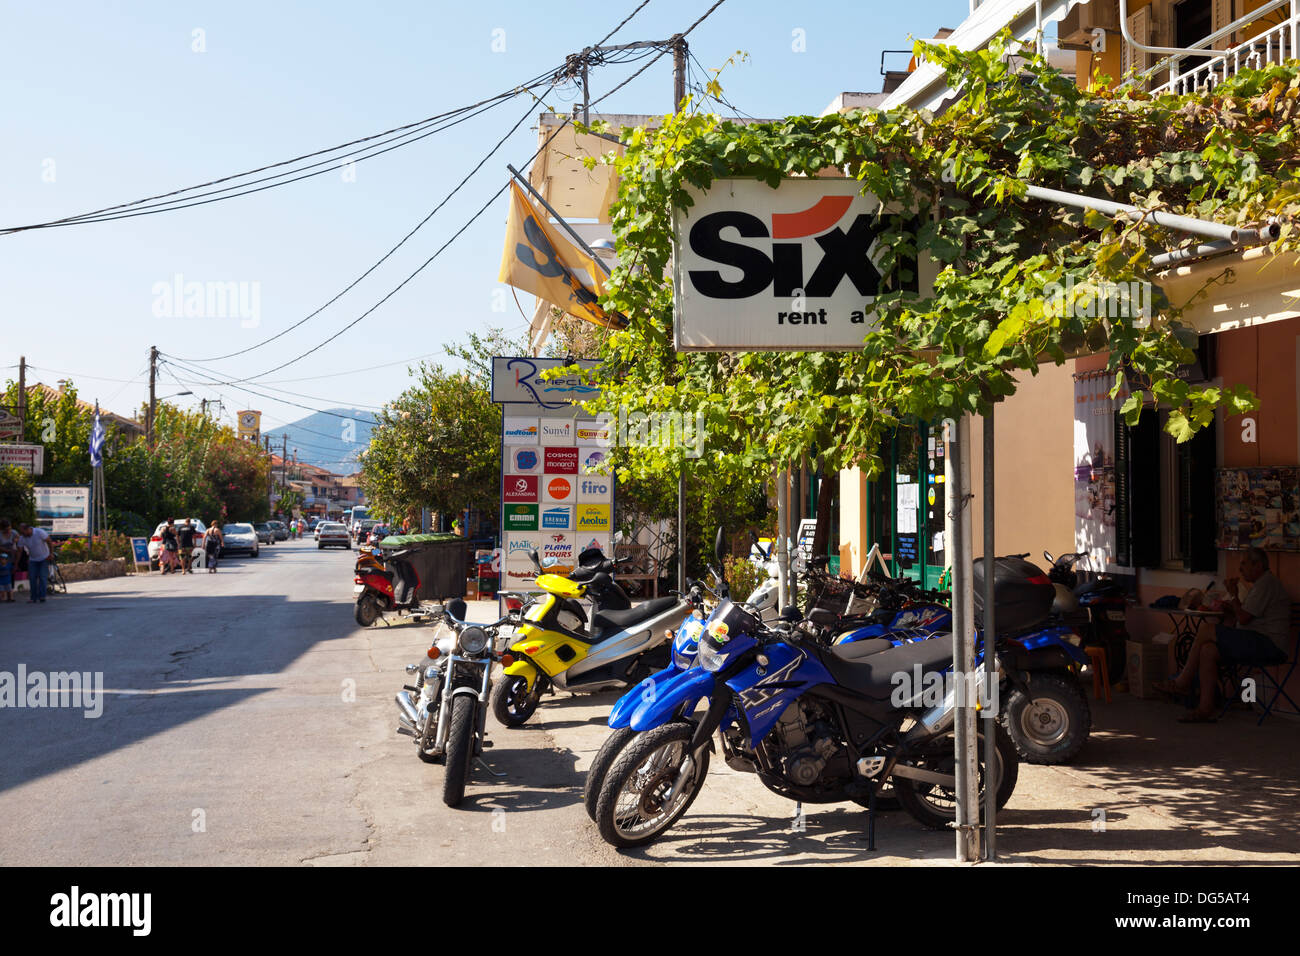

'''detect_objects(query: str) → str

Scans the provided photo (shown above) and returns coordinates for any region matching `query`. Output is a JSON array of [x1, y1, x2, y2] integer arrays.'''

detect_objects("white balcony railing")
[[1150, 5, 1300, 96]]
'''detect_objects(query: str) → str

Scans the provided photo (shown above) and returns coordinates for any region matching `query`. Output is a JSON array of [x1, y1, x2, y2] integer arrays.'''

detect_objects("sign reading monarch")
[[498, 182, 625, 329]]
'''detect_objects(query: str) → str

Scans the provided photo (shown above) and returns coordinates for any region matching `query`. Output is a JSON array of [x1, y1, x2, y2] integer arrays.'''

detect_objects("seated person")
[[1156, 547, 1292, 722]]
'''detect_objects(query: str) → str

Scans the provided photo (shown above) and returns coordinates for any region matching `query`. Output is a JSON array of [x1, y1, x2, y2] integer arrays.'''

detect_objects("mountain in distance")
[[270, 408, 374, 475]]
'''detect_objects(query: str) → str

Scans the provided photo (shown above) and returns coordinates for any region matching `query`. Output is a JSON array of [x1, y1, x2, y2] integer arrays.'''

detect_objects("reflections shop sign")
[[672, 178, 929, 351]]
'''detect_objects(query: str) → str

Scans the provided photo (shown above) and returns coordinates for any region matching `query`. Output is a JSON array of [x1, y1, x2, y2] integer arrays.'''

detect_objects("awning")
[[1156, 247, 1300, 336], [880, 0, 1093, 112]]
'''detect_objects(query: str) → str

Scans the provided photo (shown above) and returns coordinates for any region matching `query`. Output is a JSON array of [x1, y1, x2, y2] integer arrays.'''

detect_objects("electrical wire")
[[0, 65, 565, 235], [163, 1, 727, 391], [174, 0, 726, 385], [161, 358, 380, 424], [173, 80, 556, 364]]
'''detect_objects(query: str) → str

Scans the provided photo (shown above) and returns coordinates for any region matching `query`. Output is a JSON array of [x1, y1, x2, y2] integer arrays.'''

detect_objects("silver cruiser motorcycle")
[[395, 596, 525, 806]]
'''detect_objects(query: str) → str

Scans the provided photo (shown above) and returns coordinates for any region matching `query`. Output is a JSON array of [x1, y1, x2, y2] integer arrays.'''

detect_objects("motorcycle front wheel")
[[442, 695, 476, 807], [595, 723, 709, 849], [585, 726, 636, 821], [490, 674, 542, 727], [894, 725, 1018, 831]]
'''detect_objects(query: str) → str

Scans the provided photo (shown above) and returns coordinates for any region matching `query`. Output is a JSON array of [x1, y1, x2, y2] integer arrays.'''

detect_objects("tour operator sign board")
[[491, 357, 613, 600], [672, 177, 934, 351]]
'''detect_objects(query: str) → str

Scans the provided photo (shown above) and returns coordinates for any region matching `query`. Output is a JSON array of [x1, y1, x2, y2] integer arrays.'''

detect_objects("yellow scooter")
[[490, 548, 692, 727]]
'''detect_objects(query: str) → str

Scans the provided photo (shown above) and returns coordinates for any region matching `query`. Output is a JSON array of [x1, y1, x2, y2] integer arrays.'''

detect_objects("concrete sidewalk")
[[527, 679, 1300, 865]]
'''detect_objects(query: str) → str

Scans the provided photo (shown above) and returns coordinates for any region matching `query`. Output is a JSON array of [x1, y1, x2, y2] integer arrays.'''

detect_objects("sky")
[[1, 0, 962, 457]]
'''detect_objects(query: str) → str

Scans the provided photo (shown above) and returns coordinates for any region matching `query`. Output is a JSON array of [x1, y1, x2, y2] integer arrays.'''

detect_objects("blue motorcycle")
[[591, 597, 1018, 848]]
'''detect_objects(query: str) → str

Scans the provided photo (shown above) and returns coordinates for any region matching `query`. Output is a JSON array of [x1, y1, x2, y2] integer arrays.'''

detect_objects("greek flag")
[[89, 404, 105, 467]]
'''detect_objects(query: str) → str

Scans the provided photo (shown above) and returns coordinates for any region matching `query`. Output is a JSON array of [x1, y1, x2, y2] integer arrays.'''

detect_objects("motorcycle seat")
[[820, 637, 953, 702], [591, 596, 679, 635]]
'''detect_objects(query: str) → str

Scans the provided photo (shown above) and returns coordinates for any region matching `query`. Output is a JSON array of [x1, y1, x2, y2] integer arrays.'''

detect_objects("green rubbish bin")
[[378, 534, 467, 602]]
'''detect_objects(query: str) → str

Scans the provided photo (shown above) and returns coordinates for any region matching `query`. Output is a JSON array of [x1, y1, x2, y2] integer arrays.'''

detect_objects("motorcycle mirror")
[[1044, 550, 1055, 564]]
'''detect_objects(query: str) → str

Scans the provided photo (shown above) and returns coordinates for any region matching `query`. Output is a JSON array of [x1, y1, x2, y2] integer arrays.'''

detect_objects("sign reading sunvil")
[[672, 178, 926, 351]]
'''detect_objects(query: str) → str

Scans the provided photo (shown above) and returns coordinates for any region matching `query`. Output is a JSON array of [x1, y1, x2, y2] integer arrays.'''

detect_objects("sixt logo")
[[686, 197, 918, 305]]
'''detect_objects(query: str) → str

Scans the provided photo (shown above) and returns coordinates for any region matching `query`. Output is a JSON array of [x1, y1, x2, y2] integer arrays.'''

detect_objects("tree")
[[0, 465, 36, 525], [361, 363, 500, 519]]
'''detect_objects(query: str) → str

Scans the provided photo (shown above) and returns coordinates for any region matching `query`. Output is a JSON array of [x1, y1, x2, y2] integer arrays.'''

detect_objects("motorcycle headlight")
[[698, 639, 728, 673], [458, 626, 489, 657]]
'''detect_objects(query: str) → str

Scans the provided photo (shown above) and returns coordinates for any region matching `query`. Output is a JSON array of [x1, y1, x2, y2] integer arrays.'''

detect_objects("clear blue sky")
[[1, 0, 959, 449]]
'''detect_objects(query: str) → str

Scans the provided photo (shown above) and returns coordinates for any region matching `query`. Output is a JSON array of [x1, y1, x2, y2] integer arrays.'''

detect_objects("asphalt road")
[[0, 538, 618, 866]]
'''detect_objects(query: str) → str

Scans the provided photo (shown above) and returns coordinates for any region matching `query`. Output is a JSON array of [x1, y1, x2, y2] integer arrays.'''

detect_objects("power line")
[[167, 3, 726, 388], [0, 66, 564, 235], [173, 81, 556, 364], [161, 358, 380, 425]]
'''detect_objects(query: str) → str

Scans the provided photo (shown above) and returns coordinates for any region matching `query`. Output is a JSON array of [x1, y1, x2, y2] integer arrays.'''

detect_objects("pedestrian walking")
[[0, 519, 18, 604], [203, 521, 223, 573], [16, 522, 52, 603], [178, 520, 196, 574], [160, 519, 180, 574]]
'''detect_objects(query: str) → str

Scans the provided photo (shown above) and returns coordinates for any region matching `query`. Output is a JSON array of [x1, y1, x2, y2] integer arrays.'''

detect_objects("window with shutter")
[[1124, 5, 1153, 78]]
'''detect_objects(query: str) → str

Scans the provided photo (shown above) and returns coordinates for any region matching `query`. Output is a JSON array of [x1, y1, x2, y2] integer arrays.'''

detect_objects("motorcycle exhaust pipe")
[[901, 664, 990, 743], [395, 690, 419, 732]]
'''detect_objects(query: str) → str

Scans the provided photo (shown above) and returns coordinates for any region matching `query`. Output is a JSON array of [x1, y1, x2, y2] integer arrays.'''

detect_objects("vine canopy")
[[569, 33, 1299, 481]]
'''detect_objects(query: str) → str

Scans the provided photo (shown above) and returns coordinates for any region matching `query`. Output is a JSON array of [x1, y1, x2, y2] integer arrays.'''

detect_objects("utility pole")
[[16, 355, 26, 435], [265, 435, 273, 516], [281, 433, 288, 501], [672, 35, 687, 109], [147, 345, 158, 448]]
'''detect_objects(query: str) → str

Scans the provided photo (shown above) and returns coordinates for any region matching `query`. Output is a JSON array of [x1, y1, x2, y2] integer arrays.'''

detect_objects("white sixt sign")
[[672, 178, 931, 351]]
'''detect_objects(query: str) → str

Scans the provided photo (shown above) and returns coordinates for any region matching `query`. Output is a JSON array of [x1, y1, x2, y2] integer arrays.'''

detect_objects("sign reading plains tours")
[[672, 177, 930, 351], [492, 358, 610, 597]]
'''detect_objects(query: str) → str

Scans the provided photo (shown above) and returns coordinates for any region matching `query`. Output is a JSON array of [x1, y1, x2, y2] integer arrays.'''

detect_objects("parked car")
[[267, 520, 289, 542], [253, 523, 276, 545], [148, 519, 208, 568], [316, 522, 350, 550], [366, 525, 391, 548], [220, 523, 260, 558]]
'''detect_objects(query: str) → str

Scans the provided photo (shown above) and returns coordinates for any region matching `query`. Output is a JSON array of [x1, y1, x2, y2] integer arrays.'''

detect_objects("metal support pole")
[[1023, 184, 1243, 243], [506, 165, 612, 275], [678, 467, 686, 593], [776, 467, 790, 609], [147, 345, 157, 449], [946, 414, 980, 862], [982, 407, 997, 861]]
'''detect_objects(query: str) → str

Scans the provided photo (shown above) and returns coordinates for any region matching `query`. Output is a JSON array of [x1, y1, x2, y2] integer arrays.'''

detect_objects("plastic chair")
[[1084, 645, 1111, 702]]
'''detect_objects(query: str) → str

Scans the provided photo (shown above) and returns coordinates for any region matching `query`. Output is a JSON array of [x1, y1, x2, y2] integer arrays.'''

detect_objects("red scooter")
[[354, 549, 422, 626]]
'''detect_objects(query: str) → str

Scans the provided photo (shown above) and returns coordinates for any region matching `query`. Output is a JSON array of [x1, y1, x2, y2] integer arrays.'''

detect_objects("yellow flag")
[[499, 181, 624, 328]]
